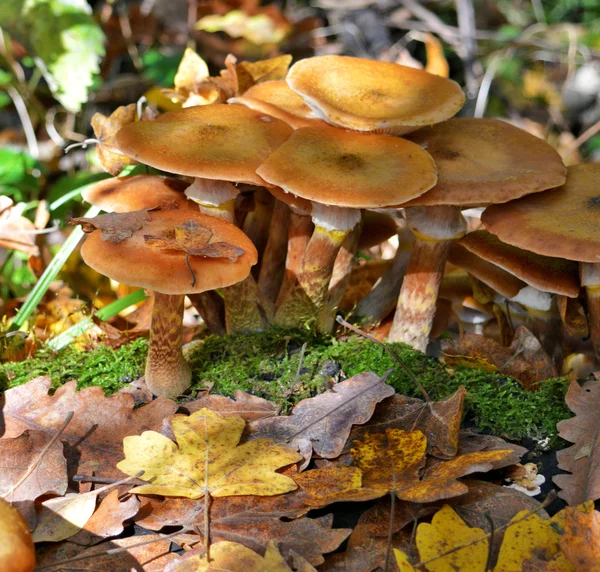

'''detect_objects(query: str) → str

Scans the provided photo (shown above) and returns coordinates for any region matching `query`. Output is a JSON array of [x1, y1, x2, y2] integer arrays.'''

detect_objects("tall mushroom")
[[256, 124, 437, 331], [387, 118, 567, 351], [75, 208, 257, 398]]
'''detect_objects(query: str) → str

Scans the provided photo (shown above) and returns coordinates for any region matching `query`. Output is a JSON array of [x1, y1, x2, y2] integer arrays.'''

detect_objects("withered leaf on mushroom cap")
[[72, 208, 154, 244], [144, 221, 244, 262]]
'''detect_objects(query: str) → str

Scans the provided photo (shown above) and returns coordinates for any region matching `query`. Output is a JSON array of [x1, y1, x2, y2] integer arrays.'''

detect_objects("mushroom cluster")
[[76, 50, 597, 399]]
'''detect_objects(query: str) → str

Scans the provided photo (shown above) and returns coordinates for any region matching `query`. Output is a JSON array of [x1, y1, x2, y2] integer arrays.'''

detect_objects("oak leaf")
[[181, 389, 277, 422], [552, 501, 600, 568], [554, 379, 600, 505], [73, 208, 153, 244], [117, 408, 301, 499], [249, 372, 395, 468], [2, 377, 178, 488]]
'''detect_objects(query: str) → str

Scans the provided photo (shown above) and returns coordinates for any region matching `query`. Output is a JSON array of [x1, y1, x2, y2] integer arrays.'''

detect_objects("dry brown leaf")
[[69, 489, 140, 546], [136, 496, 350, 565], [235, 54, 292, 94], [346, 388, 465, 459], [249, 372, 394, 468], [181, 389, 277, 422], [0, 430, 67, 528], [0, 196, 39, 257], [73, 208, 153, 244], [554, 379, 600, 505], [553, 501, 600, 568], [36, 534, 178, 571], [2, 377, 178, 488], [442, 327, 557, 388]]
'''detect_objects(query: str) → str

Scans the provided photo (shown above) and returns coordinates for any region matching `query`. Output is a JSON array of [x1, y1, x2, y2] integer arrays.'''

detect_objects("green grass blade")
[[46, 288, 147, 351], [9, 205, 101, 331]]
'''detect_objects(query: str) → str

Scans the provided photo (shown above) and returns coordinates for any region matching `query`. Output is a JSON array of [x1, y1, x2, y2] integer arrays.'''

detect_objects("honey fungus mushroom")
[[75, 208, 257, 398]]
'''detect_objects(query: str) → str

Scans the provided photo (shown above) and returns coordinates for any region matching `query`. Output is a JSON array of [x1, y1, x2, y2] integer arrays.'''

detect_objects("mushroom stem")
[[223, 276, 273, 333], [243, 187, 275, 278], [188, 291, 226, 335], [388, 206, 467, 350], [320, 221, 362, 332], [276, 211, 314, 308], [353, 226, 414, 324], [145, 292, 191, 398], [581, 262, 600, 358], [258, 200, 290, 303]]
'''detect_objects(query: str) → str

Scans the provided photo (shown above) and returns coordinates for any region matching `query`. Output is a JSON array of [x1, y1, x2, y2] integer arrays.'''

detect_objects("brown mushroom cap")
[[115, 104, 293, 186], [267, 185, 312, 215], [482, 163, 600, 263], [459, 230, 580, 297], [229, 81, 325, 129], [82, 175, 196, 213], [400, 118, 567, 207], [287, 56, 464, 135], [81, 209, 257, 295], [256, 125, 437, 208]]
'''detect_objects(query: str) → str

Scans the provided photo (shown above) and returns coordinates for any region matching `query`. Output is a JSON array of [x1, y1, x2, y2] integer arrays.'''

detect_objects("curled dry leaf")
[[0, 196, 39, 257], [181, 389, 277, 422], [68, 489, 140, 546], [2, 377, 178, 488], [0, 430, 67, 528], [73, 208, 154, 244], [249, 372, 395, 468], [554, 379, 600, 505], [117, 408, 301, 499]]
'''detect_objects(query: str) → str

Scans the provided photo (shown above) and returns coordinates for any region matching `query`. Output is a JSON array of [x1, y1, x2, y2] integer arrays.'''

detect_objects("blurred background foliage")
[[0, 0, 599, 356]]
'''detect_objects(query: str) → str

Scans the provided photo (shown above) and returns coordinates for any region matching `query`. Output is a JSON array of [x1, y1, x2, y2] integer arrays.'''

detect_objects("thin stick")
[[203, 414, 211, 561], [276, 342, 308, 415], [484, 512, 495, 572], [2, 411, 74, 500], [383, 489, 396, 572], [336, 315, 432, 403], [73, 474, 148, 486]]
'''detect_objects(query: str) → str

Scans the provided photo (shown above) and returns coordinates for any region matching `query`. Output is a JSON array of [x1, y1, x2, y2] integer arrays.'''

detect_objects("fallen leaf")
[[69, 489, 140, 546], [117, 408, 301, 499], [0, 196, 39, 257], [236, 54, 293, 94], [249, 372, 395, 468], [165, 540, 295, 571], [73, 208, 153, 244], [36, 534, 177, 571], [181, 389, 277, 422], [553, 501, 600, 568], [554, 379, 600, 505], [0, 430, 67, 527], [2, 377, 178, 488]]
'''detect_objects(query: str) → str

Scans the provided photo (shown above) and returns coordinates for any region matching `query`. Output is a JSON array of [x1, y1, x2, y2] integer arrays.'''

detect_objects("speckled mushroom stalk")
[[580, 263, 600, 357], [388, 206, 467, 350]]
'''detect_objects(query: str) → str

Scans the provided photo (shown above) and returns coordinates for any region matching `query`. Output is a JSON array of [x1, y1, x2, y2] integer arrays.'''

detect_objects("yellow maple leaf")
[[116, 408, 302, 499]]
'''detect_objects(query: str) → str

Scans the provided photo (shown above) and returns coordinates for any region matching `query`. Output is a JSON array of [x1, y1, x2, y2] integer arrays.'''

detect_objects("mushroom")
[[256, 124, 437, 331], [115, 104, 294, 333], [286, 55, 465, 135], [76, 208, 257, 397], [387, 117, 567, 351], [482, 163, 600, 356]]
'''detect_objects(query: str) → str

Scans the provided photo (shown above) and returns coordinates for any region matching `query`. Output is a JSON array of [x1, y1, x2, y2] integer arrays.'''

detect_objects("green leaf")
[[0, 0, 105, 112], [142, 48, 184, 87], [0, 147, 43, 202]]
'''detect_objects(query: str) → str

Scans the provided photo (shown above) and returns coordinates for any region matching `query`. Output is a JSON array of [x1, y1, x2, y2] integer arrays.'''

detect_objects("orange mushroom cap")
[[401, 118, 567, 207], [81, 209, 257, 295], [482, 163, 600, 263], [256, 125, 437, 209], [286, 55, 465, 135], [115, 104, 293, 186], [82, 175, 196, 213]]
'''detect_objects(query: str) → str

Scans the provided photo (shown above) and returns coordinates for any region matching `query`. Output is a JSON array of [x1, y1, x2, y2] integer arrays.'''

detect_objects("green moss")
[[2, 329, 571, 445]]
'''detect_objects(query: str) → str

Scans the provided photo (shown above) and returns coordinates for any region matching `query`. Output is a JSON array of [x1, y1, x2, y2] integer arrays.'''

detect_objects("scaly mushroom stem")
[[320, 222, 362, 333], [243, 187, 275, 278], [353, 226, 414, 324], [258, 200, 290, 303], [276, 211, 313, 308], [581, 262, 600, 358], [223, 276, 273, 333], [188, 291, 226, 335], [145, 292, 191, 398], [388, 206, 467, 350]]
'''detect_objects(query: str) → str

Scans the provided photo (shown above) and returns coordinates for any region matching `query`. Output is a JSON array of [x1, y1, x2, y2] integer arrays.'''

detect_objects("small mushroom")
[[76, 208, 257, 398]]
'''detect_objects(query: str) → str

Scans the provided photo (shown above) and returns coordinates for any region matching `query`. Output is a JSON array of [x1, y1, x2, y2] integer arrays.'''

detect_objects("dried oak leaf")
[[0, 196, 39, 257], [136, 494, 350, 565], [69, 489, 140, 546], [117, 408, 301, 499], [0, 430, 67, 528], [91, 104, 156, 175], [554, 379, 600, 505], [36, 534, 177, 571], [248, 372, 395, 468], [165, 540, 308, 572], [180, 389, 277, 422], [553, 501, 600, 569], [2, 377, 178, 487], [72, 208, 153, 244], [345, 387, 466, 459]]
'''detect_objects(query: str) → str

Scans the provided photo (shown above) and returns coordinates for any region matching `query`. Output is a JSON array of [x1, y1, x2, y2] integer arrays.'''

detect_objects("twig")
[[336, 315, 432, 403], [276, 342, 308, 415], [6, 85, 39, 158], [117, 2, 143, 72], [2, 411, 74, 500], [563, 118, 600, 161], [383, 485, 397, 572], [73, 474, 148, 486], [484, 512, 495, 571], [203, 414, 211, 561]]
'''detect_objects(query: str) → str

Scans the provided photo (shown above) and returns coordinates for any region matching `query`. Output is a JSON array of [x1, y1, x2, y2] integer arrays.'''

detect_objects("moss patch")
[[2, 329, 571, 444]]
